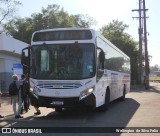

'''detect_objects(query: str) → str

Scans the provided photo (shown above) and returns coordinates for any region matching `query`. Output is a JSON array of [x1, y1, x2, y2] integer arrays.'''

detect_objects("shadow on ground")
[[1, 96, 140, 136]]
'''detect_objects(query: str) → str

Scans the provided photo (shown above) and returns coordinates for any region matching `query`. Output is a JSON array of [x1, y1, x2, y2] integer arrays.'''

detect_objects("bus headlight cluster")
[[79, 87, 94, 100]]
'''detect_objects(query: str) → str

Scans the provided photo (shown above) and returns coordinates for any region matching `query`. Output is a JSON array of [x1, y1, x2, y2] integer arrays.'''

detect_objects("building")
[[0, 34, 28, 92]]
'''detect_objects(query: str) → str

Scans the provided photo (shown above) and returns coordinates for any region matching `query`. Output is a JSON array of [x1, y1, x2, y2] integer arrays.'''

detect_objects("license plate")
[[51, 101, 64, 105]]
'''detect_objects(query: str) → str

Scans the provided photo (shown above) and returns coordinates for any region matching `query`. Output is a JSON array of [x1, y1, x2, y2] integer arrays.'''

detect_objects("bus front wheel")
[[98, 90, 110, 112]]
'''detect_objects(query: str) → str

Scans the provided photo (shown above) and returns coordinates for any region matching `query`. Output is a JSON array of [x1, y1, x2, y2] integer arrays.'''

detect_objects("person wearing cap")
[[11, 74, 23, 119]]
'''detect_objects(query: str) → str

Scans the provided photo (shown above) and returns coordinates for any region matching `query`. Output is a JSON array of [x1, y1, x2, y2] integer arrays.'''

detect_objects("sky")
[[17, 0, 159, 66]]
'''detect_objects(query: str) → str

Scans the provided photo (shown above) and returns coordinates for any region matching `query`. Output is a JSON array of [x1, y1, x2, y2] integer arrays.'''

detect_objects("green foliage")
[[0, 0, 22, 31], [150, 64, 160, 72], [3, 4, 96, 43], [100, 19, 139, 82]]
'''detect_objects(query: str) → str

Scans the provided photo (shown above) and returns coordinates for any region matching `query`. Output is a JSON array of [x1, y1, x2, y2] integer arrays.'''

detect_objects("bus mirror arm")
[[22, 64, 32, 70]]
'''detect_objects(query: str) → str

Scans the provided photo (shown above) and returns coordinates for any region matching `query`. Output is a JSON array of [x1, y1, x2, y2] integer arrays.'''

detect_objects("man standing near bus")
[[0, 90, 4, 118], [10, 74, 23, 119]]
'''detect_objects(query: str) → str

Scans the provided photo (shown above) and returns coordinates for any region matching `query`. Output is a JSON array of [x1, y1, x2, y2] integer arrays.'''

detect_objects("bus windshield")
[[31, 43, 95, 80]]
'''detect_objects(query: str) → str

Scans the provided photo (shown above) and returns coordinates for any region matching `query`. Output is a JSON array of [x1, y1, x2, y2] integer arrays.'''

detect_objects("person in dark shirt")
[[0, 91, 4, 118], [20, 74, 30, 113]]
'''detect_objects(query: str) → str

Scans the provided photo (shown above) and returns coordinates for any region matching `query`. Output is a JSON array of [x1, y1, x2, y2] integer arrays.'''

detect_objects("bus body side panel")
[[94, 69, 130, 108], [95, 32, 130, 107]]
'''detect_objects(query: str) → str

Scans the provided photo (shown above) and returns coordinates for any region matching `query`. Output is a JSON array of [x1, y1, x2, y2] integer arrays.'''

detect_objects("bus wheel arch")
[[98, 87, 110, 112]]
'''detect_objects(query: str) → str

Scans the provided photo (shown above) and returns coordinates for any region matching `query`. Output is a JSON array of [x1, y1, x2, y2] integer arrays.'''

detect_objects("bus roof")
[[33, 28, 94, 33]]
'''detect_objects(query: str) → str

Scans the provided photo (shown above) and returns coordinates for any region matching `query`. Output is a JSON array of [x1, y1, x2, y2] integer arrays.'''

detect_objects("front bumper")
[[29, 92, 96, 109]]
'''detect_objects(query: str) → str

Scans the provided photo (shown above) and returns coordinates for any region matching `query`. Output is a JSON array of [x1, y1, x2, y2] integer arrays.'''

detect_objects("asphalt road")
[[0, 82, 160, 136]]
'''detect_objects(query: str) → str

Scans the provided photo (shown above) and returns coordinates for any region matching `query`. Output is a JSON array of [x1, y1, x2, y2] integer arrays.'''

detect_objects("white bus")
[[21, 28, 130, 112]]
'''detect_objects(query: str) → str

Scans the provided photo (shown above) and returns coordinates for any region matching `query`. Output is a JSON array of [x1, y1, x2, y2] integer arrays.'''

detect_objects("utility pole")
[[132, 0, 149, 89], [143, 0, 149, 89], [132, 0, 143, 84]]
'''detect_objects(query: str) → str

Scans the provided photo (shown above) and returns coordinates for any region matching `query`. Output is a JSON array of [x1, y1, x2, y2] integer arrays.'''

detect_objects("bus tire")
[[55, 107, 62, 112], [98, 89, 110, 112], [120, 85, 126, 101]]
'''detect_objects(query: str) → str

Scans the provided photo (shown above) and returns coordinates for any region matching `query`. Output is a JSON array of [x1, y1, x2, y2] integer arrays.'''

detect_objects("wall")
[[0, 34, 28, 92]]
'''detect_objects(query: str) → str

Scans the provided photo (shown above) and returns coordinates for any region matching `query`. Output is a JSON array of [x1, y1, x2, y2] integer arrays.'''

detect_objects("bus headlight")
[[79, 87, 94, 100]]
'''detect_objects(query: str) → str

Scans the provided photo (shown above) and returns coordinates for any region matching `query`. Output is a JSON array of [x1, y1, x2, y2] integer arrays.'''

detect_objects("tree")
[[3, 4, 96, 43], [0, 0, 22, 33], [71, 14, 96, 28], [100, 19, 139, 83], [150, 64, 160, 72]]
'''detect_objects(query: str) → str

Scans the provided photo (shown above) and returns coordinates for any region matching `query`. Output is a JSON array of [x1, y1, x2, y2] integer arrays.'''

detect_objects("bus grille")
[[37, 83, 82, 89]]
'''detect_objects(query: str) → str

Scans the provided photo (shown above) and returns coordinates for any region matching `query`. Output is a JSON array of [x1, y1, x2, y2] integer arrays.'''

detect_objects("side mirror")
[[21, 47, 31, 75], [99, 51, 105, 69], [99, 51, 105, 63]]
